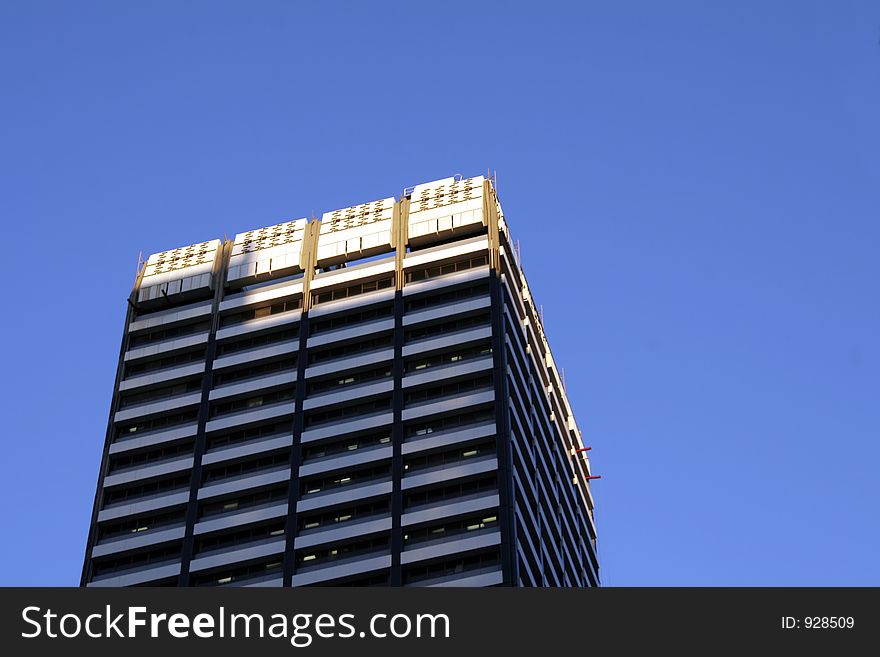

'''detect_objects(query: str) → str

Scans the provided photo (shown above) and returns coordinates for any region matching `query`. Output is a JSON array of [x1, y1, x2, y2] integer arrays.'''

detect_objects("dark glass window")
[[298, 499, 390, 532], [404, 375, 493, 406], [301, 431, 391, 461], [129, 320, 210, 348], [198, 486, 288, 519], [405, 255, 488, 283], [404, 283, 489, 313], [405, 344, 492, 373], [403, 440, 495, 473], [304, 397, 390, 427], [209, 389, 295, 418], [307, 366, 391, 395], [308, 335, 392, 364], [220, 298, 301, 327], [300, 464, 390, 496], [313, 277, 394, 305], [310, 304, 393, 335], [404, 313, 489, 342], [404, 513, 498, 546], [115, 410, 198, 439], [216, 328, 298, 356]]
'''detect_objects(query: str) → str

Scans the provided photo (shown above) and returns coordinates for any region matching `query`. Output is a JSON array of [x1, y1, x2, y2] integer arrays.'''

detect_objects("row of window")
[[404, 312, 489, 343], [299, 499, 390, 532], [115, 410, 198, 440], [97, 509, 187, 542], [304, 397, 390, 428], [199, 486, 288, 520], [301, 464, 389, 497], [403, 375, 493, 407], [202, 451, 288, 484], [405, 344, 492, 373], [214, 358, 296, 387], [312, 277, 394, 306], [404, 512, 498, 546], [93, 544, 182, 578], [194, 521, 285, 556], [403, 440, 495, 473], [301, 431, 391, 461], [209, 388, 295, 419], [306, 365, 391, 396], [297, 536, 388, 569], [216, 327, 298, 357], [95, 468, 501, 582], [308, 334, 392, 364], [310, 304, 392, 335], [404, 282, 489, 314], [406, 407, 494, 438], [119, 380, 201, 409], [103, 474, 190, 506], [206, 422, 286, 451], [403, 549, 500, 584], [125, 349, 205, 378], [129, 320, 211, 349], [220, 298, 301, 328], [108, 440, 194, 474], [405, 254, 488, 283], [192, 559, 282, 587], [185, 548, 499, 587]]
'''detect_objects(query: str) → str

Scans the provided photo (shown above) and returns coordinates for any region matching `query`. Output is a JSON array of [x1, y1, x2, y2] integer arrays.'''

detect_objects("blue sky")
[[0, 1, 877, 586]]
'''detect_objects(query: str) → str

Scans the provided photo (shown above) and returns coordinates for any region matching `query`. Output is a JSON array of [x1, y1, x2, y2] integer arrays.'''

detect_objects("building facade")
[[80, 175, 600, 587]]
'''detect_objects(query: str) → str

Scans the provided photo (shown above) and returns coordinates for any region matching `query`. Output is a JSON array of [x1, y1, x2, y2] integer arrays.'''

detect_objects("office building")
[[80, 174, 600, 587]]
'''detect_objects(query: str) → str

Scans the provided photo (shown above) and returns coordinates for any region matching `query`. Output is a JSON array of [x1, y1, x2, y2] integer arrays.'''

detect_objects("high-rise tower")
[[81, 175, 599, 587]]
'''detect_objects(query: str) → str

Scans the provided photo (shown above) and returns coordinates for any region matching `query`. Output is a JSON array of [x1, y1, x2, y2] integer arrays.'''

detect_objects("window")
[[220, 298, 302, 327], [118, 380, 201, 408], [129, 320, 210, 348], [404, 313, 489, 343], [405, 282, 489, 313], [406, 407, 495, 438], [298, 499, 390, 532], [195, 522, 285, 555], [198, 486, 288, 519], [115, 410, 198, 439], [301, 431, 391, 461], [206, 423, 285, 451], [404, 513, 498, 546], [93, 545, 182, 577], [304, 397, 391, 427], [209, 388, 295, 418], [125, 349, 205, 378], [403, 440, 495, 473], [405, 344, 492, 373], [108, 441, 194, 473], [297, 536, 389, 568], [310, 304, 393, 335], [405, 255, 488, 283], [307, 366, 391, 395], [103, 474, 191, 506], [216, 327, 298, 356], [404, 375, 493, 406], [312, 276, 394, 306], [192, 559, 282, 587], [403, 550, 500, 584], [308, 334, 392, 364], [98, 509, 187, 542], [300, 464, 390, 496], [202, 452, 288, 484], [403, 475, 497, 509], [214, 358, 296, 387]]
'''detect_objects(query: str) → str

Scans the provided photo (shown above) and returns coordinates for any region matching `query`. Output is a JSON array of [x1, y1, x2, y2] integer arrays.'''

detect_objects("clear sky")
[[0, 1, 877, 586]]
